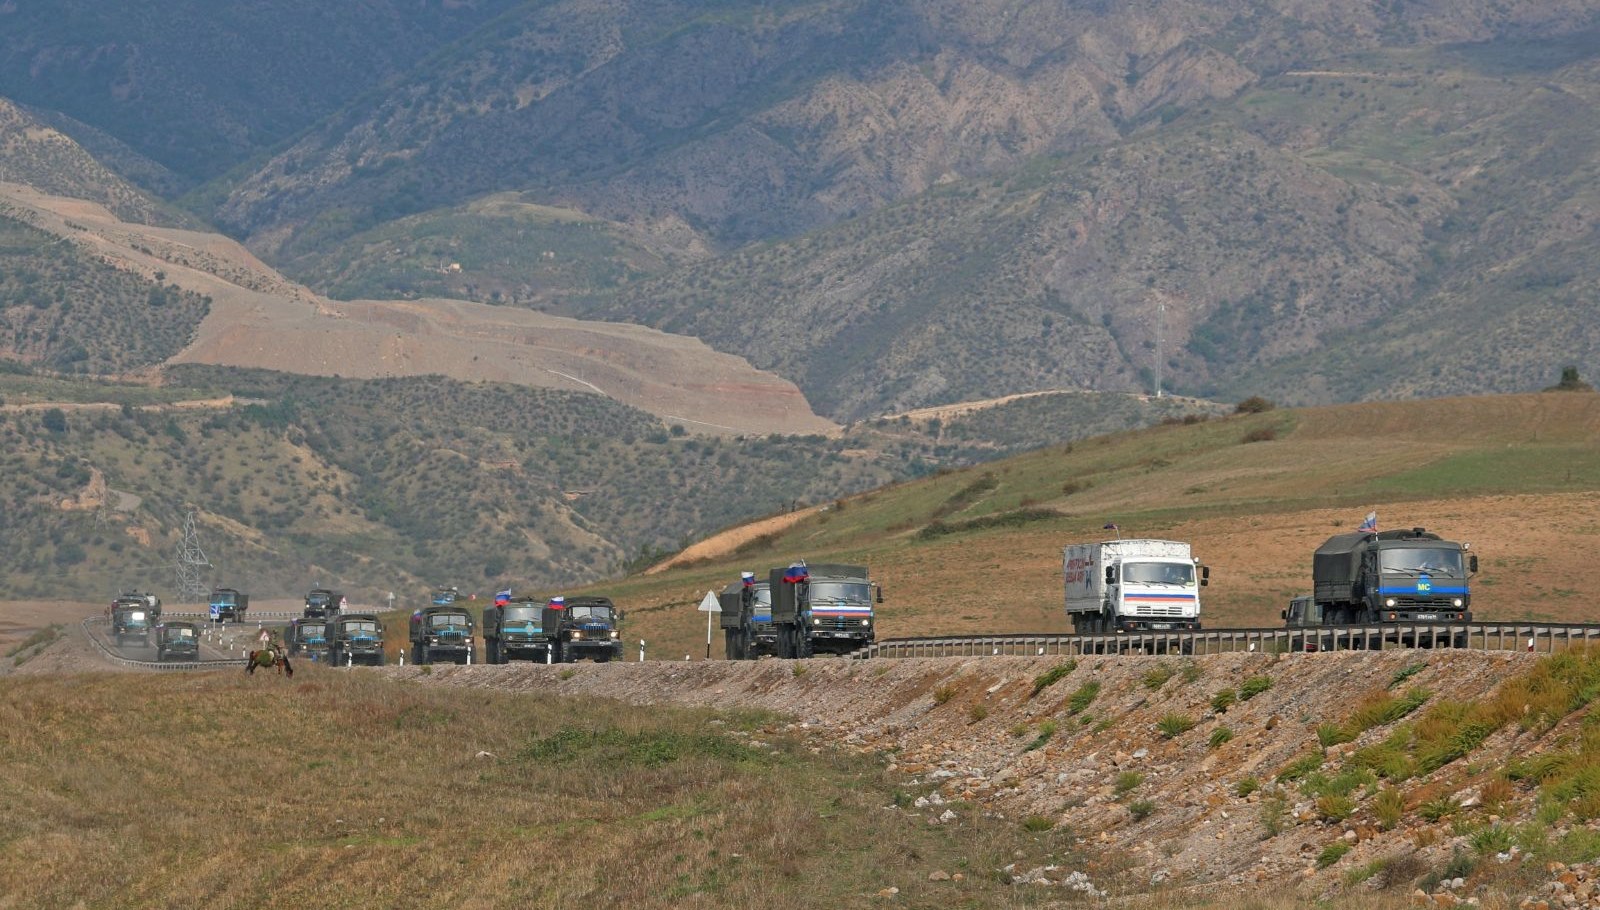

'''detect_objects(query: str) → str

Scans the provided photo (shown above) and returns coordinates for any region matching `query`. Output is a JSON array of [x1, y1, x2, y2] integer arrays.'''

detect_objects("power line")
[[175, 510, 210, 602]]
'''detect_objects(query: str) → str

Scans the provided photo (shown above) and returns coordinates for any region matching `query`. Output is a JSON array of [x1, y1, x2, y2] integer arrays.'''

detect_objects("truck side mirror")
[[875, 585, 884, 604], [1105, 567, 1117, 584], [1469, 555, 1478, 574], [1201, 566, 1210, 587], [1280, 609, 1287, 620]]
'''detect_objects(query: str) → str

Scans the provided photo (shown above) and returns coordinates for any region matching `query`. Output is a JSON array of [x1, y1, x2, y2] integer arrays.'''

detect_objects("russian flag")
[[1358, 511, 1378, 534], [741, 571, 756, 588], [494, 589, 512, 605], [548, 596, 565, 609], [782, 564, 809, 584]]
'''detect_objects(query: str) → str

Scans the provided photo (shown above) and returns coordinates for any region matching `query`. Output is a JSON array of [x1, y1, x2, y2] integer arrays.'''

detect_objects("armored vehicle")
[[483, 596, 554, 664], [286, 618, 331, 661], [720, 573, 778, 660], [303, 588, 343, 619], [208, 587, 248, 623], [542, 596, 623, 663], [408, 604, 476, 665], [769, 562, 880, 658], [154, 621, 200, 661], [327, 613, 385, 666]]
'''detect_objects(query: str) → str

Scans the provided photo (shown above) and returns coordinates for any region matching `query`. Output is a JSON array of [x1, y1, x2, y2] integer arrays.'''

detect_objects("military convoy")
[[765, 562, 879, 658], [154, 621, 199, 661], [408, 604, 476, 665], [303, 588, 344, 619], [111, 599, 154, 647], [719, 573, 778, 660]]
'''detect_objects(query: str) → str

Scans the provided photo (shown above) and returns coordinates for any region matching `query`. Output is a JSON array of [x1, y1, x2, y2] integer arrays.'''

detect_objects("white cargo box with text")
[[1063, 539, 1204, 632]]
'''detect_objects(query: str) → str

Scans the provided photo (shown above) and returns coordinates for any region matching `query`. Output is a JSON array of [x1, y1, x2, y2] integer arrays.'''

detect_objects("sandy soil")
[[0, 182, 836, 437], [645, 505, 824, 573]]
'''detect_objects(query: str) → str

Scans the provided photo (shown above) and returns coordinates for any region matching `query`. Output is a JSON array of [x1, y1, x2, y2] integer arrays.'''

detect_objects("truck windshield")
[[170, 627, 195, 638], [753, 587, 771, 607], [212, 593, 238, 605], [343, 621, 379, 634], [1380, 548, 1463, 575], [569, 606, 613, 623], [810, 581, 871, 602], [299, 624, 326, 638], [429, 613, 470, 628], [1123, 563, 1194, 585], [502, 606, 540, 623], [307, 593, 332, 606]]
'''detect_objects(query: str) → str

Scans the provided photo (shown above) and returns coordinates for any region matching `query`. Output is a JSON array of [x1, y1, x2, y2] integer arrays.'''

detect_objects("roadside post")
[[639, 639, 646, 662], [697, 591, 721, 660]]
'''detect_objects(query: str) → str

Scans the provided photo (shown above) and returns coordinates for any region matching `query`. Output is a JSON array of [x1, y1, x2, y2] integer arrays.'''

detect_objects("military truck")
[[303, 588, 343, 619], [111, 600, 154, 647], [1063, 539, 1208, 635], [154, 621, 200, 661], [208, 587, 248, 623], [769, 562, 880, 658], [720, 572, 778, 660], [327, 613, 385, 666], [542, 596, 623, 663], [408, 604, 476, 665], [482, 596, 555, 664], [1311, 526, 1476, 625], [114, 591, 162, 623], [431, 586, 461, 607], [286, 618, 330, 661]]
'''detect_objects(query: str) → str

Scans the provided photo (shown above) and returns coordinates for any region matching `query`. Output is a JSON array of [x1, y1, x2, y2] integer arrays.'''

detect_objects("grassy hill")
[[594, 390, 1600, 660], [0, 365, 1213, 602]]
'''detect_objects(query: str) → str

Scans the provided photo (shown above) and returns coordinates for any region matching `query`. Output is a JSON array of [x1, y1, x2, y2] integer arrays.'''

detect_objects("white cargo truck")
[[1063, 539, 1208, 635]]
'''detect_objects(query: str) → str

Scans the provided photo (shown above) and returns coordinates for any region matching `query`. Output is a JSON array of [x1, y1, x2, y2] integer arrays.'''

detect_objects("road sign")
[[697, 591, 722, 613]]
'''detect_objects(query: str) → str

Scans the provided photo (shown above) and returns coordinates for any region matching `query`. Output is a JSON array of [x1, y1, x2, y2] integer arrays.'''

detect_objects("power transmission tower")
[[175, 510, 211, 602]]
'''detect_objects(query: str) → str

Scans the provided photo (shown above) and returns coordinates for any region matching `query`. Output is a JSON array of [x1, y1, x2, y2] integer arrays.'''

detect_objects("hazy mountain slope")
[[0, 0, 525, 183]]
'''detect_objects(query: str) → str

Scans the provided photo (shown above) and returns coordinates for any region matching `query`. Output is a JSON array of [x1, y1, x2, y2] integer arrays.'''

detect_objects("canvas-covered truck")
[[303, 588, 344, 619], [1311, 527, 1476, 626], [769, 562, 880, 658], [408, 604, 476, 665], [114, 591, 161, 623], [154, 621, 200, 661], [111, 600, 154, 647], [482, 597, 555, 664], [541, 596, 623, 663], [327, 613, 385, 666], [720, 572, 778, 660], [208, 587, 248, 623], [1063, 539, 1208, 635]]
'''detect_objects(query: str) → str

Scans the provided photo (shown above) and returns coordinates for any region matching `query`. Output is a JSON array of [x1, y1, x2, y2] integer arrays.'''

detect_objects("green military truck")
[[408, 604, 476, 665], [768, 562, 880, 658], [541, 596, 623, 663], [720, 572, 778, 660], [111, 599, 154, 647], [286, 617, 331, 661], [482, 596, 555, 664], [154, 621, 200, 661], [327, 613, 385, 666]]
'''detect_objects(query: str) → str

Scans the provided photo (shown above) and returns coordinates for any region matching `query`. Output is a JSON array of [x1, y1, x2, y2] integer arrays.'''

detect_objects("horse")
[[246, 648, 294, 677]]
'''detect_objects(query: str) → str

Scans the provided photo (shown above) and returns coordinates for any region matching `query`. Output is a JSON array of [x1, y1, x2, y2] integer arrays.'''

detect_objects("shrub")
[[1260, 792, 1288, 838], [1277, 753, 1323, 783], [1128, 799, 1155, 820], [1317, 842, 1351, 868], [1210, 727, 1234, 750], [968, 704, 988, 723], [1374, 788, 1405, 830], [1236, 396, 1275, 414], [1389, 663, 1426, 688], [1239, 676, 1273, 700], [1235, 776, 1259, 798], [1021, 815, 1055, 833], [1470, 824, 1513, 856], [1418, 795, 1460, 821], [933, 684, 958, 705], [1211, 688, 1237, 712], [1241, 426, 1278, 443], [1317, 794, 1356, 822], [1115, 771, 1144, 796], [1030, 661, 1077, 698], [1067, 681, 1101, 715], [1024, 719, 1057, 752], [1142, 663, 1177, 690], [1318, 723, 1353, 748], [1156, 713, 1195, 738]]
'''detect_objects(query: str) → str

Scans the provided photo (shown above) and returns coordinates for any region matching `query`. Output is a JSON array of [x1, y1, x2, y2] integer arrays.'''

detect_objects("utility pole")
[[175, 510, 211, 602], [1154, 300, 1165, 399]]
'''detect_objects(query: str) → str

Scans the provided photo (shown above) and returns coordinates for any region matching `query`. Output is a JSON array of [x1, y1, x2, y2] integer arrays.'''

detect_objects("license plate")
[[1414, 614, 1439, 620], [1148, 623, 1173, 630]]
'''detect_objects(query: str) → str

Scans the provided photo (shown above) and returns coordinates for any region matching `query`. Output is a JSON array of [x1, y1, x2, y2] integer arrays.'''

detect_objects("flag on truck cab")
[[548, 596, 565, 609], [741, 571, 756, 588], [782, 564, 809, 584], [494, 589, 512, 605], [1359, 511, 1378, 534]]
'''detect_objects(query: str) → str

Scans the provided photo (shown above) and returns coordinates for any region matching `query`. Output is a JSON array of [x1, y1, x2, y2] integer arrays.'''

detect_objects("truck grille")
[[1131, 604, 1188, 617], [1390, 596, 1458, 609], [813, 616, 869, 632]]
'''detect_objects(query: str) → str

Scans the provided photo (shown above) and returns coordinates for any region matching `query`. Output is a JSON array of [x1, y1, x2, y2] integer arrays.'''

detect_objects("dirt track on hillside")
[[0, 183, 835, 437]]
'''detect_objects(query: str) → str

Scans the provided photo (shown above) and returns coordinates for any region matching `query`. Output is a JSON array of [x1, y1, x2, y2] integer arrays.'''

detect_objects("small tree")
[[41, 408, 67, 434], [1235, 396, 1275, 414], [1545, 366, 1594, 392]]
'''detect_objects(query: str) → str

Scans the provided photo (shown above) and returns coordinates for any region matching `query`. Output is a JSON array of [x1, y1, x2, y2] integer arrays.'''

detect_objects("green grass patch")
[[1238, 676, 1273, 701], [1030, 660, 1077, 699], [1066, 681, 1101, 715]]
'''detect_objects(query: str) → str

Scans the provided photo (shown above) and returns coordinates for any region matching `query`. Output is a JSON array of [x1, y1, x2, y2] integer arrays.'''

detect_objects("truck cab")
[[542, 596, 623, 663], [769, 562, 880, 658], [154, 621, 200, 661], [327, 613, 385, 666], [111, 603, 153, 646], [1313, 528, 1476, 625], [720, 575, 778, 660], [409, 605, 476, 665], [483, 597, 553, 664], [286, 618, 330, 660], [114, 591, 161, 623]]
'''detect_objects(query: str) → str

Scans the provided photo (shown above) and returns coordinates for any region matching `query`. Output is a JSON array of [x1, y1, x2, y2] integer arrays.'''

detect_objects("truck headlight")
[[1384, 598, 1397, 608], [610, 631, 620, 640], [860, 619, 870, 626], [1452, 598, 1464, 608], [813, 618, 822, 626], [571, 631, 584, 641]]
